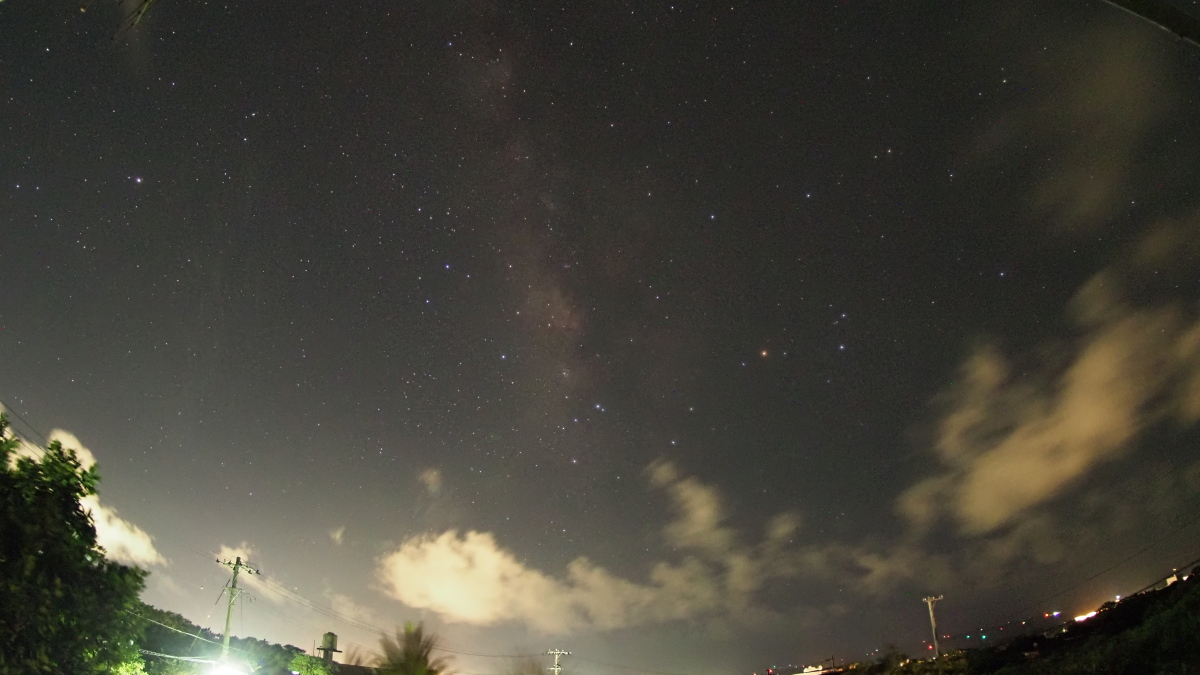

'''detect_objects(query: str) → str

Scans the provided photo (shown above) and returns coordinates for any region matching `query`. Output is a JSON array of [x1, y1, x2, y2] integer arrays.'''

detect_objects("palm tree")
[[375, 622, 452, 675]]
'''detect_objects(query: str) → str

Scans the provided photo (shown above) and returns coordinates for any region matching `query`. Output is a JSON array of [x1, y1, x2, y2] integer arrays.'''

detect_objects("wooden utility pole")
[[923, 595, 943, 659], [217, 556, 259, 662]]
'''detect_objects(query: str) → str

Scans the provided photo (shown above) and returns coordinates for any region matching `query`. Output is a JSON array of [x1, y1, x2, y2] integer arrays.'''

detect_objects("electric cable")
[[139, 649, 215, 663], [575, 655, 695, 675], [0, 398, 50, 446], [0, 424, 47, 460], [125, 610, 253, 656], [1129, 552, 1200, 596], [0, 403, 671, 668], [1006, 507, 1200, 622], [935, 513, 1200, 645]]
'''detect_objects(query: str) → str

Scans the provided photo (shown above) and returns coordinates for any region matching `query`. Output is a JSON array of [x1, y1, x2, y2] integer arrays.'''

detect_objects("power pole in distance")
[[546, 649, 571, 675], [217, 556, 259, 662], [923, 595, 944, 659]]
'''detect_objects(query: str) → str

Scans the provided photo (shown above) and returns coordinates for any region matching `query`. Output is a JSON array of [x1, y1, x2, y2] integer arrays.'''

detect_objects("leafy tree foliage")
[[134, 603, 213, 675], [0, 413, 147, 674], [112, 654, 149, 675], [135, 601, 303, 674], [229, 634, 305, 673], [375, 622, 452, 675], [289, 653, 338, 675]]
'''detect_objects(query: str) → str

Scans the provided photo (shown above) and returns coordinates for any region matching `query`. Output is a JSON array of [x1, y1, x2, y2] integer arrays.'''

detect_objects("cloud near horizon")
[[2, 422, 167, 568], [375, 460, 803, 633], [899, 219, 1200, 538], [49, 430, 168, 568], [213, 541, 284, 604], [902, 23, 1200, 540]]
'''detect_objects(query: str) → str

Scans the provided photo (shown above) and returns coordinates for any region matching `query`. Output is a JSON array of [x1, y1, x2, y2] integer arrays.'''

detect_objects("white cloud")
[[376, 461, 804, 633], [899, 266, 1200, 536], [0, 424, 167, 568], [330, 526, 346, 546], [46, 430, 98, 468], [326, 591, 381, 626], [213, 542, 280, 602], [81, 494, 166, 567], [46, 429, 167, 567], [648, 460, 734, 556], [216, 542, 256, 566]]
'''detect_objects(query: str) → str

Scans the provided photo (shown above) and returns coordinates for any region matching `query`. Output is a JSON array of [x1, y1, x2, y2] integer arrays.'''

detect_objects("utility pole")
[[923, 595, 943, 659], [217, 556, 259, 662], [546, 649, 571, 675]]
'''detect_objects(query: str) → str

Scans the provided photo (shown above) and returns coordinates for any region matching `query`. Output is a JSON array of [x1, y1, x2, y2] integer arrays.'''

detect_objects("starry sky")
[[4, 0, 1200, 672]]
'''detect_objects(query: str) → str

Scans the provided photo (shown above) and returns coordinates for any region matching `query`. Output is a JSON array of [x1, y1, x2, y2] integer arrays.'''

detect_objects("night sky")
[[4, 0, 1200, 672]]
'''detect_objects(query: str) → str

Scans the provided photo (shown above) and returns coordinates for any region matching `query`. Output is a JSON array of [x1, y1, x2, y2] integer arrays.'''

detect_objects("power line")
[[251, 572, 537, 658], [575, 655, 695, 675], [125, 610, 253, 656], [0, 403, 52, 463], [1130, 553, 1200, 596], [13, 435, 47, 460], [1, 403, 544, 663], [0, 420, 47, 460], [0, 398, 50, 446], [1007, 507, 1200, 622], [217, 556, 260, 661], [15, 390, 1193, 671], [936, 518, 1200, 645], [439, 647, 540, 658], [156, 531, 222, 562], [256, 575, 384, 634], [133, 538, 388, 643], [139, 649, 215, 664], [143, 541, 532, 660], [248, 597, 383, 660], [242, 568, 535, 659]]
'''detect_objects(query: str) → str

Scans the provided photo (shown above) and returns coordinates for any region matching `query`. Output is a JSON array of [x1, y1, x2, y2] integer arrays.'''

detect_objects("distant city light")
[[1074, 611, 1098, 623]]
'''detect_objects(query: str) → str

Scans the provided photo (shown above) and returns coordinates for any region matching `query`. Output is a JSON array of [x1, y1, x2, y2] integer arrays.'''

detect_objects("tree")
[[112, 654, 149, 675], [0, 413, 148, 674], [289, 653, 337, 675], [375, 623, 452, 675], [136, 603, 213, 675]]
